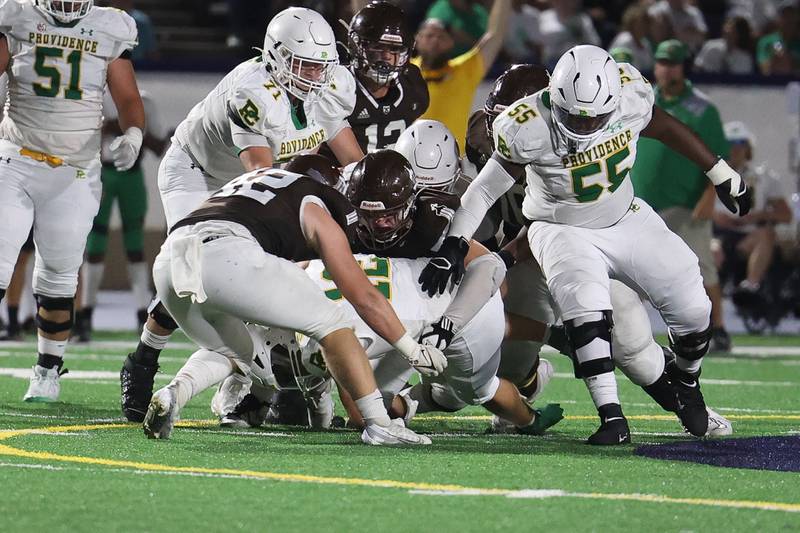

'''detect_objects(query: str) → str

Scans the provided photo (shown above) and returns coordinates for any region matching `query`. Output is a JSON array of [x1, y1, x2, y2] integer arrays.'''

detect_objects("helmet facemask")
[[552, 105, 615, 152], [355, 197, 415, 250], [268, 44, 337, 102], [354, 38, 409, 86], [36, 0, 93, 23]]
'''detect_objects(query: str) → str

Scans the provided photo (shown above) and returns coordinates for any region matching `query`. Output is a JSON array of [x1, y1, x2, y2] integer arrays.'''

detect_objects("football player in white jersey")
[[121, 7, 366, 422], [421, 45, 751, 444], [0, 0, 144, 401], [216, 251, 564, 436]]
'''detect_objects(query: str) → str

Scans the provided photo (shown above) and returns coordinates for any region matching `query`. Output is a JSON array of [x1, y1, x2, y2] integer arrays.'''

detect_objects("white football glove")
[[706, 158, 752, 216], [393, 332, 447, 377], [109, 126, 143, 171]]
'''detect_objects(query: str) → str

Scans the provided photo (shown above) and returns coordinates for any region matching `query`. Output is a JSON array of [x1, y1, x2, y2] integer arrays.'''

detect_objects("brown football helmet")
[[346, 150, 417, 250], [484, 64, 550, 143], [284, 153, 344, 193], [348, 1, 411, 87]]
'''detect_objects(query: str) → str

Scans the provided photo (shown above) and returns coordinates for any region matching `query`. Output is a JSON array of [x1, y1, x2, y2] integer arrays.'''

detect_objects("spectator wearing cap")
[[648, 0, 707, 53], [538, 0, 601, 68], [632, 39, 733, 352], [412, 0, 511, 150], [609, 4, 654, 72], [756, 0, 800, 76], [609, 46, 634, 65], [713, 121, 793, 307], [425, 0, 489, 58], [694, 16, 755, 74]]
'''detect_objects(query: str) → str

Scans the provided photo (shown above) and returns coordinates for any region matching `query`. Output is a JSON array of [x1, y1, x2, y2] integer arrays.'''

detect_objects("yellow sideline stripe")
[[0, 423, 799, 513]]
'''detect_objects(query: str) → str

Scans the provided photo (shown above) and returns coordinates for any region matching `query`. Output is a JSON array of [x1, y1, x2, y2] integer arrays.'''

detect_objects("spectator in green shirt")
[[756, 0, 800, 76], [632, 39, 733, 352], [426, 0, 489, 58]]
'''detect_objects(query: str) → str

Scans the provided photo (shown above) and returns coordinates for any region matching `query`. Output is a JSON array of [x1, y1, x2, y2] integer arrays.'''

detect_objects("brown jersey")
[[352, 189, 460, 258], [465, 109, 527, 244], [174, 168, 358, 262], [319, 65, 428, 160]]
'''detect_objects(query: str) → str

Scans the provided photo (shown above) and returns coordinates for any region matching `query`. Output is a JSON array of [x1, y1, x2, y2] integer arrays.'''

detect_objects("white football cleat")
[[23, 365, 62, 402], [527, 358, 554, 403], [143, 387, 178, 439], [397, 388, 419, 427], [361, 420, 431, 446], [705, 407, 733, 437], [211, 373, 252, 419]]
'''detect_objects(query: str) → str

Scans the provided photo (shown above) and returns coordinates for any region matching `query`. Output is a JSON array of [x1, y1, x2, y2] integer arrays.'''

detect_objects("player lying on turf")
[[143, 157, 445, 446], [421, 45, 751, 444], [402, 109, 732, 439], [214, 251, 564, 436]]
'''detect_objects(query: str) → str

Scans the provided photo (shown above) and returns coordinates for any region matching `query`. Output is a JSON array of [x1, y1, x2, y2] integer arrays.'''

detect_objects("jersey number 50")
[[33, 46, 83, 100]]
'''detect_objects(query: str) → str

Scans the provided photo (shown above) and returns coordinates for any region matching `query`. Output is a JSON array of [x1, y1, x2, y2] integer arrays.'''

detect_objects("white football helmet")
[[262, 7, 338, 102], [35, 0, 93, 23], [549, 45, 621, 150], [395, 120, 461, 192]]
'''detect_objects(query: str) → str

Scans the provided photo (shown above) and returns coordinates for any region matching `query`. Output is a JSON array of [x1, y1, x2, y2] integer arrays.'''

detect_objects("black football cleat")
[[667, 361, 708, 437], [121, 353, 159, 422], [587, 403, 631, 445]]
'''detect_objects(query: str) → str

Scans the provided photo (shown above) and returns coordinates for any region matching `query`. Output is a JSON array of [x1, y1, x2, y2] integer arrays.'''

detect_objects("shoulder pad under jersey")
[[491, 91, 549, 165]]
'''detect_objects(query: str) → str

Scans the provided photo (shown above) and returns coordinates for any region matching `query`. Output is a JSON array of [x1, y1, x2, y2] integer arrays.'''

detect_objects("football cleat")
[[120, 353, 159, 422], [517, 403, 565, 436], [220, 393, 271, 428], [23, 364, 64, 402], [210, 373, 252, 419], [361, 420, 432, 446], [667, 362, 709, 437], [587, 403, 631, 445], [143, 387, 178, 439], [705, 407, 733, 437], [397, 388, 419, 427]]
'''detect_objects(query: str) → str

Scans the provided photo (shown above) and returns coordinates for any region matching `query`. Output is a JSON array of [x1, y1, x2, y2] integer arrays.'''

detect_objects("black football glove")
[[418, 236, 470, 297], [419, 316, 456, 351], [707, 159, 752, 216]]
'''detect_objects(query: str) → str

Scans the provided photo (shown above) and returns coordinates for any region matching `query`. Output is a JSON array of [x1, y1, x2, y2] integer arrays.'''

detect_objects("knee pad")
[[565, 311, 614, 379], [34, 294, 74, 333], [147, 300, 179, 331], [668, 319, 712, 361]]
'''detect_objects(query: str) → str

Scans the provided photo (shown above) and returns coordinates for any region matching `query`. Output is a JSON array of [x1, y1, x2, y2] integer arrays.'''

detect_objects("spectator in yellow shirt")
[[412, 0, 511, 151]]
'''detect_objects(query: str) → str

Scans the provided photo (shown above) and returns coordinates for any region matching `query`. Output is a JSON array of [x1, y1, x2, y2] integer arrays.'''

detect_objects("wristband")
[[705, 158, 735, 186], [392, 332, 417, 359]]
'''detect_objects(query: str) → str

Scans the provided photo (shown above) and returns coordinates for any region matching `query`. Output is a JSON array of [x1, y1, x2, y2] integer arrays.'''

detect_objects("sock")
[[170, 349, 234, 411], [584, 373, 619, 409], [128, 262, 152, 310], [37, 337, 67, 369], [133, 328, 171, 365], [82, 262, 104, 309], [7, 305, 19, 331], [675, 355, 702, 375], [354, 389, 391, 427]]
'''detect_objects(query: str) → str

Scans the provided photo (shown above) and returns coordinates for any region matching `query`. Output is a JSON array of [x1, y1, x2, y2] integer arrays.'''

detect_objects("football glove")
[[110, 127, 143, 171], [706, 158, 752, 216], [418, 236, 470, 297], [419, 316, 455, 351], [393, 332, 447, 377]]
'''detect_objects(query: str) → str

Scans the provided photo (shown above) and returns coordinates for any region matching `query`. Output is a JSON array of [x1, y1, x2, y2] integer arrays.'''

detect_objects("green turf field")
[[0, 332, 798, 532]]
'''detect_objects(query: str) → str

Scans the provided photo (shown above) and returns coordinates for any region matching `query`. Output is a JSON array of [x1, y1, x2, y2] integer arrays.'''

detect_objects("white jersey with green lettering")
[[492, 63, 654, 229], [174, 58, 355, 181], [304, 254, 452, 358], [0, 0, 137, 167]]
